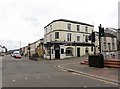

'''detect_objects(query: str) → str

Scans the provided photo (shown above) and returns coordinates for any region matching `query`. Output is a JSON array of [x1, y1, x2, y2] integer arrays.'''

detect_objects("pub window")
[[52, 49, 53, 54], [46, 50, 50, 56], [66, 47, 73, 56], [61, 49, 64, 54], [91, 47, 93, 51]]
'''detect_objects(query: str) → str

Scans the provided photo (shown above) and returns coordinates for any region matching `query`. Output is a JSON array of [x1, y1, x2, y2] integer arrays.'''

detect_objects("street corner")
[[57, 61, 119, 86]]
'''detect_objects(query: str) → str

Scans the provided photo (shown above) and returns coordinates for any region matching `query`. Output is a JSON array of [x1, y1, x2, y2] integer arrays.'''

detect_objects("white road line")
[[83, 85, 87, 88], [47, 76, 50, 78], [36, 77, 40, 79], [12, 80, 15, 82], [25, 78, 28, 80]]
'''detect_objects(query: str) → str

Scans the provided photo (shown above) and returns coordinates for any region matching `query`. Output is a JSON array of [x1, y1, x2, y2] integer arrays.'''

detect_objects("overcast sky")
[[0, 0, 119, 50]]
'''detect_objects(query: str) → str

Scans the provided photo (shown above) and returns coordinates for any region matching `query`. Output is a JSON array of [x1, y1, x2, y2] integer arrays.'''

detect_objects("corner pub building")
[[44, 19, 95, 59]]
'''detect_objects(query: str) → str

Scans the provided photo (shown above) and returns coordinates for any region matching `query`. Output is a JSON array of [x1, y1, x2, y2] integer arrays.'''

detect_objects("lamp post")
[[20, 41, 21, 54], [74, 41, 76, 57], [49, 42, 51, 60], [28, 44, 31, 59]]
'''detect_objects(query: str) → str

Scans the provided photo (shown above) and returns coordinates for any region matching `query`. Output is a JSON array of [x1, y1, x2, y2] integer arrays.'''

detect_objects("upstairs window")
[[67, 33, 72, 41], [104, 42, 106, 50], [50, 25, 52, 32], [85, 26, 88, 32], [67, 23, 71, 31], [85, 35, 88, 42], [77, 36, 80, 42], [55, 32, 59, 39], [45, 27, 47, 34], [50, 34, 52, 41], [91, 47, 93, 51], [77, 25, 80, 32]]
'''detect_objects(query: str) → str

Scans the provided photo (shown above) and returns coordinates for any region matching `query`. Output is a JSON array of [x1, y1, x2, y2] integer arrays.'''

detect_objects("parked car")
[[11, 53, 14, 57], [0, 53, 4, 56], [13, 53, 22, 59]]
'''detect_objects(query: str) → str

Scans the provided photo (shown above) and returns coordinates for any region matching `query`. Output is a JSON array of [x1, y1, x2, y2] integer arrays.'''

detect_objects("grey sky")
[[0, 0, 119, 50]]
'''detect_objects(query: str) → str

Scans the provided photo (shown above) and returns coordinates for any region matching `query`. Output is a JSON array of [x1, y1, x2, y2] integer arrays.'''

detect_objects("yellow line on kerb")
[[70, 72, 118, 86]]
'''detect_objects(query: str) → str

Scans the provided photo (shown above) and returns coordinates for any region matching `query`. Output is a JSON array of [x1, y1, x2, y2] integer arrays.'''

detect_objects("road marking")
[[83, 85, 87, 88], [70, 72, 118, 86], [12, 80, 15, 82], [36, 77, 40, 79], [96, 84, 100, 87], [25, 78, 28, 80], [57, 64, 118, 86]]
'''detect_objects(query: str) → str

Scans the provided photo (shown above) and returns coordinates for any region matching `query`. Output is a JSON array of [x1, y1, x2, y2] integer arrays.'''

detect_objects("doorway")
[[77, 48, 80, 57], [55, 49, 60, 59]]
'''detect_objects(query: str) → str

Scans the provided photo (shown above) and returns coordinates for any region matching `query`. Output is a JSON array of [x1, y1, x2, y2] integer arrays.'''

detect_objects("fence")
[[102, 51, 119, 60]]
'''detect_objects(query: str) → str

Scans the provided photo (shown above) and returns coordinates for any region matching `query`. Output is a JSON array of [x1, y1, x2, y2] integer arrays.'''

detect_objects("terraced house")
[[44, 19, 95, 59], [27, 38, 44, 57]]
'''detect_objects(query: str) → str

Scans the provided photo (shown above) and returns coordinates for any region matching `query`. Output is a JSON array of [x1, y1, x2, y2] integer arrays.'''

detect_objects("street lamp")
[[74, 41, 76, 57], [49, 42, 51, 60]]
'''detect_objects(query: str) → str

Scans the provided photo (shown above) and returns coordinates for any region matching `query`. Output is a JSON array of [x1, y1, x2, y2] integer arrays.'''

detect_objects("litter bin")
[[89, 54, 104, 68]]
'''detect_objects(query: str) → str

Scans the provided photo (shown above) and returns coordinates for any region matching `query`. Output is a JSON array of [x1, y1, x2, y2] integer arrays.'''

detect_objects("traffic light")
[[101, 28, 104, 36], [99, 26, 104, 36], [91, 32, 95, 42]]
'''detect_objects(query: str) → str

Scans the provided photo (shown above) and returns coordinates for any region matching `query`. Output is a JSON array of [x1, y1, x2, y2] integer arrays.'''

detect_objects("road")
[[2, 55, 118, 87]]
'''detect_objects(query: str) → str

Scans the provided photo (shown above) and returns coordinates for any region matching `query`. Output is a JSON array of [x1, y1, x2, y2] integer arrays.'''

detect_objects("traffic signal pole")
[[99, 24, 101, 53], [99, 24, 102, 53]]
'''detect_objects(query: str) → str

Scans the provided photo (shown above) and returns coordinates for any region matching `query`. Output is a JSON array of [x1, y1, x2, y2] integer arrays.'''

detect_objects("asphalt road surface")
[[2, 55, 118, 87]]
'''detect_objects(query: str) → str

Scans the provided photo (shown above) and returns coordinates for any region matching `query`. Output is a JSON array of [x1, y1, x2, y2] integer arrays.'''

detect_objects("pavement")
[[57, 58, 119, 86]]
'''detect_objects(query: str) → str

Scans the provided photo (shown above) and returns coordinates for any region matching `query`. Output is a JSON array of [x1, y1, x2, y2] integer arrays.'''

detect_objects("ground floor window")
[[61, 49, 64, 54], [66, 47, 73, 56], [91, 47, 93, 51], [46, 47, 50, 56], [85, 47, 89, 54], [46, 50, 50, 56]]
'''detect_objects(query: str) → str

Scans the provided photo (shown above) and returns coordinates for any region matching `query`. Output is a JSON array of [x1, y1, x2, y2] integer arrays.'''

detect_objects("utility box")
[[89, 54, 104, 68]]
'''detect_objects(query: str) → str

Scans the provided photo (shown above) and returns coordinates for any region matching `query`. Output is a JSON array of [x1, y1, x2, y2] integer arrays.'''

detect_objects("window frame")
[[67, 23, 71, 31], [85, 26, 88, 32], [61, 49, 64, 54], [66, 48, 73, 56], [85, 35, 88, 42], [55, 32, 59, 39], [77, 25, 80, 32], [77, 36, 80, 42], [50, 25, 52, 32], [67, 33, 72, 41]]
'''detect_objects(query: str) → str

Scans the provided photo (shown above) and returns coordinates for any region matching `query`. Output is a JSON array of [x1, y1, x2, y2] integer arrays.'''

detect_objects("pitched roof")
[[44, 19, 94, 28]]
